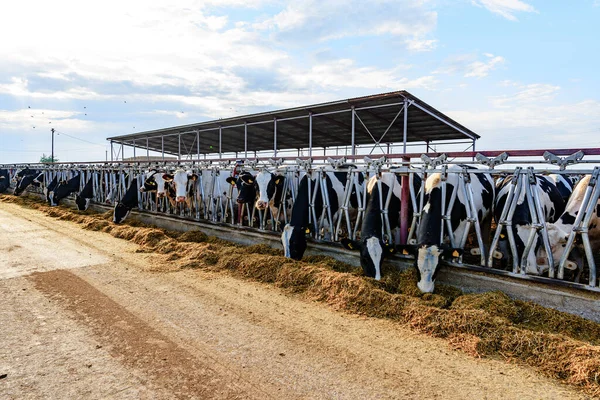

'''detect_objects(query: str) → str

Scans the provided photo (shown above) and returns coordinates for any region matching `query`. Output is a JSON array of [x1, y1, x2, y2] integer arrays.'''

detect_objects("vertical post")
[[351, 107, 355, 156], [110, 141, 114, 161], [244, 122, 248, 159], [400, 157, 411, 244], [219, 126, 222, 158], [133, 139, 136, 160], [161, 136, 164, 162], [120, 143, 124, 161], [308, 112, 313, 158], [426, 140, 430, 153], [402, 100, 408, 154], [51, 128, 55, 162], [178, 133, 181, 161], [197, 131, 200, 160], [274, 117, 277, 157], [146, 137, 149, 159]]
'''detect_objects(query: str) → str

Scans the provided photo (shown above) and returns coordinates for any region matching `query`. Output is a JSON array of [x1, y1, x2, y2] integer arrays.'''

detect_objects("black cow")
[[282, 170, 364, 260], [113, 176, 141, 224], [342, 172, 421, 280], [0, 169, 10, 193], [495, 174, 565, 274], [44, 176, 59, 203], [14, 170, 42, 196], [399, 166, 495, 293], [75, 176, 94, 211], [51, 174, 81, 206]]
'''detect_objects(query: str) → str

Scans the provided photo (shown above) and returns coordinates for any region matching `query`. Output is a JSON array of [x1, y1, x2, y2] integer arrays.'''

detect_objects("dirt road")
[[0, 201, 587, 399]]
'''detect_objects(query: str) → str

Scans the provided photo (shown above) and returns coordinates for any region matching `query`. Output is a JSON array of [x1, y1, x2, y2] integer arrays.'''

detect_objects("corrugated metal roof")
[[107, 90, 478, 156]]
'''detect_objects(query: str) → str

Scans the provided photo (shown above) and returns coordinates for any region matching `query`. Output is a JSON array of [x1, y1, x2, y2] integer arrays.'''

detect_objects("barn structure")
[[106, 91, 479, 161]]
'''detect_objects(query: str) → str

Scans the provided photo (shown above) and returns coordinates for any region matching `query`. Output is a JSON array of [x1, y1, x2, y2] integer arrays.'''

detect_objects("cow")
[[0, 169, 10, 193], [282, 169, 364, 261], [162, 169, 198, 213], [139, 170, 175, 211], [341, 172, 421, 280], [543, 175, 600, 282], [494, 174, 565, 274], [44, 175, 59, 203], [399, 166, 495, 293], [113, 176, 141, 224], [13, 170, 42, 196], [199, 168, 236, 221], [75, 176, 95, 211], [51, 174, 81, 206], [226, 170, 257, 225], [548, 174, 574, 204]]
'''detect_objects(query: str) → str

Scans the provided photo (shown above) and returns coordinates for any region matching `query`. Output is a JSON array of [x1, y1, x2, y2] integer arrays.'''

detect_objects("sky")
[[0, 0, 599, 163]]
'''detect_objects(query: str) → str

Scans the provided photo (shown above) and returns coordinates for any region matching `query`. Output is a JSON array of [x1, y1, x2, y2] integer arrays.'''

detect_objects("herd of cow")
[[1, 163, 598, 293]]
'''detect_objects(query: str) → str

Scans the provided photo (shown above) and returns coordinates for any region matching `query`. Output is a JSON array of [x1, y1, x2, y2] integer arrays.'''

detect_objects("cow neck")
[[121, 182, 140, 208], [417, 186, 444, 246]]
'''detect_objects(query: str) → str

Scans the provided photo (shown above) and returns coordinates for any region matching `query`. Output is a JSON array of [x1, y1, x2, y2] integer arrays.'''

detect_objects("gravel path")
[[0, 201, 587, 399]]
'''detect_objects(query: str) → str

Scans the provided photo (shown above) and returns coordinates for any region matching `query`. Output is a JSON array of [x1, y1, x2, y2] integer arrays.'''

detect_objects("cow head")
[[14, 173, 37, 196], [255, 171, 276, 210], [341, 237, 395, 280], [281, 224, 310, 260], [113, 202, 130, 224], [227, 172, 256, 204], [75, 195, 91, 211], [140, 171, 167, 198], [50, 180, 70, 206], [163, 170, 196, 203], [542, 223, 581, 273], [398, 244, 462, 293]]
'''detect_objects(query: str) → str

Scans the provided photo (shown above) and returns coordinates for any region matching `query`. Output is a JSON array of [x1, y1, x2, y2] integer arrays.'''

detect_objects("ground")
[[0, 201, 589, 399]]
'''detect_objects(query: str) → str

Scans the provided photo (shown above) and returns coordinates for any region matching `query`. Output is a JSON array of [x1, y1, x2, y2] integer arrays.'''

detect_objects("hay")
[[5, 194, 600, 396]]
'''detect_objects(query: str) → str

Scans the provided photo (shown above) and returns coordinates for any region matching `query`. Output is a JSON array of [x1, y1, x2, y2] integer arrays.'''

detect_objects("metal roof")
[[107, 90, 479, 156]]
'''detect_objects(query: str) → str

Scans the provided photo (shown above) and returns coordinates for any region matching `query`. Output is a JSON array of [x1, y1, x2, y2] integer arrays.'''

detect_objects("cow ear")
[[162, 174, 174, 181], [240, 175, 253, 185], [397, 245, 417, 256], [340, 238, 360, 251], [226, 177, 236, 185], [274, 178, 281, 185]]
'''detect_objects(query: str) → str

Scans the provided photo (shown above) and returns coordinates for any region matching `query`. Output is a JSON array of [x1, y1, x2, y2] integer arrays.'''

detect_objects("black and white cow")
[[282, 170, 364, 261], [75, 176, 94, 211], [548, 174, 574, 204], [0, 169, 10, 193], [399, 166, 495, 293], [51, 174, 81, 206], [163, 169, 198, 211], [341, 173, 421, 280], [543, 175, 600, 281], [226, 170, 256, 224], [494, 174, 565, 274], [44, 175, 59, 203], [13, 169, 42, 196], [113, 176, 141, 224]]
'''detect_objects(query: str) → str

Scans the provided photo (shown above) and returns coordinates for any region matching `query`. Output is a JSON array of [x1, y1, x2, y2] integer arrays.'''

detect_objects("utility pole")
[[51, 128, 55, 162]]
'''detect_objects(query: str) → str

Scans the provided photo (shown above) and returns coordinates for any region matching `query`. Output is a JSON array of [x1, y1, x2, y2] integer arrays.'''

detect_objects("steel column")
[[133, 139, 136, 160], [110, 141, 114, 161], [178, 133, 181, 161], [219, 126, 222, 158], [197, 131, 200, 160], [402, 101, 408, 154], [244, 122, 248, 159], [351, 107, 355, 156], [309, 112, 313, 157], [146, 137, 149, 159], [161, 136, 164, 162], [274, 118, 277, 157]]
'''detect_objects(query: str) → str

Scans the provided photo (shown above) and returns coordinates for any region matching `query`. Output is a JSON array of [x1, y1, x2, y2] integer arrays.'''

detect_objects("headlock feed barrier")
[[3, 147, 600, 293]]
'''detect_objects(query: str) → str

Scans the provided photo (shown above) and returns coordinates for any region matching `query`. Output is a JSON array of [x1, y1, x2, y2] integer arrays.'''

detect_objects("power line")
[[54, 129, 107, 147]]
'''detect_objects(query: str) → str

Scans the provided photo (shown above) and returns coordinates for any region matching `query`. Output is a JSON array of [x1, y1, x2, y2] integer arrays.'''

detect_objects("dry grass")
[[3, 193, 600, 397]]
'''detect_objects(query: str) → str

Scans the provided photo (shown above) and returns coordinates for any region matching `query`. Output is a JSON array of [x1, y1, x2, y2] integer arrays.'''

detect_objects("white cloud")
[[464, 54, 505, 78], [434, 53, 505, 78], [255, 0, 438, 49], [471, 0, 536, 21], [491, 83, 561, 107], [405, 38, 438, 52]]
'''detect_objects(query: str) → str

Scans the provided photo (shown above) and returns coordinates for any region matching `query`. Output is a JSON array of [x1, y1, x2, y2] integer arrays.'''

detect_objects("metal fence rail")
[[3, 148, 600, 292]]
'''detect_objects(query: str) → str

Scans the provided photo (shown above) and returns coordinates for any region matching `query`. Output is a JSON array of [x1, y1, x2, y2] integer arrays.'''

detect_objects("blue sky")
[[1, 0, 599, 162]]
